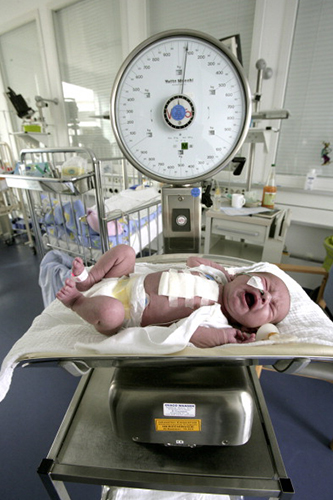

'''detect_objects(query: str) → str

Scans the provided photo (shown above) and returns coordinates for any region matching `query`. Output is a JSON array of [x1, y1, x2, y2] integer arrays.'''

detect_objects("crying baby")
[[56, 245, 291, 348]]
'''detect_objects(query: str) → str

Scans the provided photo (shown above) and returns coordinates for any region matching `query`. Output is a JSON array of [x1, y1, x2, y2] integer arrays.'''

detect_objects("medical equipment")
[[111, 29, 251, 252], [109, 363, 254, 447], [204, 206, 291, 263], [6, 86, 35, 120], [3, 255, 333, 499], [2, 30, 332, 499]]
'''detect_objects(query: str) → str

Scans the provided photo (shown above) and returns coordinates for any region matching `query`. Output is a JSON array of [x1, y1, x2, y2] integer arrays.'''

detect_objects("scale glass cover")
[[111, 29, 251, 185]]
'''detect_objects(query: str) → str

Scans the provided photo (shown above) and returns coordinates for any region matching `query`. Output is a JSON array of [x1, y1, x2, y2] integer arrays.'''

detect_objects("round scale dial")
[[111, 30, 251, 184]]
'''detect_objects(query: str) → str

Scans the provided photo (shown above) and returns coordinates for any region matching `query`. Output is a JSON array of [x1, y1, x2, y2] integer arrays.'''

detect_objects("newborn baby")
[[56, 245, 291, 348]]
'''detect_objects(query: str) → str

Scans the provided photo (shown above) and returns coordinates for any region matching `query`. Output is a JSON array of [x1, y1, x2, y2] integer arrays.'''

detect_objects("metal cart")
[[38, 364, 294, 499], [0, 142, 34, 247]]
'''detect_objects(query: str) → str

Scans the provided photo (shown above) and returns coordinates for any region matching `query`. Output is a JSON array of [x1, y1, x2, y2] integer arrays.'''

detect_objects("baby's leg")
[[56, 279, 125, 335], [73, 244, 136, 292]]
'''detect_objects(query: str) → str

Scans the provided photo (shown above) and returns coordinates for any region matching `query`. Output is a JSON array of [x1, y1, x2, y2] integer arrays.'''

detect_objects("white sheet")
[[1, 261, 333, 402]]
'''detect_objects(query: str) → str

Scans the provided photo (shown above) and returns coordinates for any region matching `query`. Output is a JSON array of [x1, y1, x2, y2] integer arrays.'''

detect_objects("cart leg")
[[38, 458, 72, 500]]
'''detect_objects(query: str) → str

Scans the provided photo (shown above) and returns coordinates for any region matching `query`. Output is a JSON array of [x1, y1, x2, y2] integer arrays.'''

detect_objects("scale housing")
[[110, 29, 251, 253], [108, 29, 255, 447], [162, 185, 202, 253], [109, 364, 254, 447]]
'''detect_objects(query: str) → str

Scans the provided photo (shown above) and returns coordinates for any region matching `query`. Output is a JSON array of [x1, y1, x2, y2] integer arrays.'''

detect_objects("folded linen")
[[1, 261, 333, 402], [95, 186, 161, 217]]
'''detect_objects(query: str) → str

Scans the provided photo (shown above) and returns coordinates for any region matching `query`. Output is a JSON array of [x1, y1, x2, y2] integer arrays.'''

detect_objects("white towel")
[[0, 298, 228, 402], [99, 187, 161, 218], [1, 261, 333, 402]]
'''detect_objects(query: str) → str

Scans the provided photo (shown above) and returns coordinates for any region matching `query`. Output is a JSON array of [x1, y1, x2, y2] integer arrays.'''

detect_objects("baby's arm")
[[186, 256, 233, 281], [190, 326, 255, 348]]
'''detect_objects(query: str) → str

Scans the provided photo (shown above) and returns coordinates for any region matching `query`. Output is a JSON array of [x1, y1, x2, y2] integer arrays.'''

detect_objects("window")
[[0, 21, 50, 142], [276, 0, 333, 178], [148, 0, 255, 76], [54, 0, 122, 158]]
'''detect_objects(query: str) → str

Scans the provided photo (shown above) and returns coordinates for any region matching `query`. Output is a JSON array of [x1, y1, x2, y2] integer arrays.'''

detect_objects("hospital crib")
[[4, 147, 163, 264]]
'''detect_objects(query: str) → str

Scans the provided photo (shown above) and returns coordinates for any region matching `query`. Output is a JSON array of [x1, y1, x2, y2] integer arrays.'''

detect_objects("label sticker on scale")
[[163, 403, 196, 417], [155, 419, 201, 432]]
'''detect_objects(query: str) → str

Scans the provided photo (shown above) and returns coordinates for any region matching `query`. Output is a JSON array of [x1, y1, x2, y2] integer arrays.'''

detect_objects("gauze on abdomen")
[[158, 270, 219, 308]]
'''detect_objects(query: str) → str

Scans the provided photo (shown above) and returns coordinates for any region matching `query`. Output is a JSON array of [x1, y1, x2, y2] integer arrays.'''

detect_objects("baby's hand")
[[233, 329, 256, 343], [190, 326, 256, 348]]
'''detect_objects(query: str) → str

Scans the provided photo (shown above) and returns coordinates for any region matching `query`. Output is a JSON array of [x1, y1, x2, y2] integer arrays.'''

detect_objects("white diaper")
[[82, 274, 148, 328], [127, 274, 148, 327], [83, 278, 122, 298]]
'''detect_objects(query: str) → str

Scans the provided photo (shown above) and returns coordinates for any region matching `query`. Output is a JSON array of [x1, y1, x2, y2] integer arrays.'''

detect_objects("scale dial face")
[[111, 30, 251, 184]]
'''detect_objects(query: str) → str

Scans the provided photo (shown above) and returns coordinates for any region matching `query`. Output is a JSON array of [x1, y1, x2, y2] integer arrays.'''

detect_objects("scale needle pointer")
[[181, 43, 189, 95]]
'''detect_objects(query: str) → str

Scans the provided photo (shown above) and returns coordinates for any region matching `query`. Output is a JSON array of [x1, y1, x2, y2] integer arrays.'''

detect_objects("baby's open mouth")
[[245, 292, 255, 308]]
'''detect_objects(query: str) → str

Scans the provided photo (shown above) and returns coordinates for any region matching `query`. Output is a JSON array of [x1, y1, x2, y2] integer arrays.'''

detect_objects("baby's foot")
[[71, 256, 93, 291], [72, 257, 85, 278], [56, 279, 82, 308]]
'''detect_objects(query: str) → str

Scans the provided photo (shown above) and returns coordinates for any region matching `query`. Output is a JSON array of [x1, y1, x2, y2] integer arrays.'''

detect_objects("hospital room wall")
[[0, 0, 331, 265], [0, 0, 297, 179]]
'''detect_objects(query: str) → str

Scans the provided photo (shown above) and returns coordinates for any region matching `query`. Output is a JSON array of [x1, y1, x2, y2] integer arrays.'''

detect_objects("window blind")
[[54, 0, 122, 158], [275, 0, 333, 177], [147, 0, 255, 76]]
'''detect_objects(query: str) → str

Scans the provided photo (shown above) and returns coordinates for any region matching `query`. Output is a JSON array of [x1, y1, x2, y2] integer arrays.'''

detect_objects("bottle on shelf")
[[304, 169, 317, 190], [262, 164, 277, 209], [213, 185, 222, 210]]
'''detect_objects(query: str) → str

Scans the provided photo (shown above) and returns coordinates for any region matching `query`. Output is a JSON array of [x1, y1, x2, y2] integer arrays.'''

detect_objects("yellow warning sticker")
[[155, 419, 201, 432]]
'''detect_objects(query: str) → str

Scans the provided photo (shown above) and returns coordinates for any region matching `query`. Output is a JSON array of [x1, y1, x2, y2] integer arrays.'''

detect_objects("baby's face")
[[221, 272, 290, 328]]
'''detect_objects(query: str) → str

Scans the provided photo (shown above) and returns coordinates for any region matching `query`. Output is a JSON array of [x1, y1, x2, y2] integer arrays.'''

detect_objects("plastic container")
[[262, 164, 277, 209], [61, 156, 88, 177], [304, 169, 317, 190]]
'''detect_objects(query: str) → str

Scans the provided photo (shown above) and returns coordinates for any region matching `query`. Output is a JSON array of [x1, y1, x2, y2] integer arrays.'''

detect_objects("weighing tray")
[[38, 366, 294, 499]]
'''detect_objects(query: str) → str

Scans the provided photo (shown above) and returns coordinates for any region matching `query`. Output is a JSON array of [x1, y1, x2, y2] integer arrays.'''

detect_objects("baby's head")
[[221, 271, 290, 329]]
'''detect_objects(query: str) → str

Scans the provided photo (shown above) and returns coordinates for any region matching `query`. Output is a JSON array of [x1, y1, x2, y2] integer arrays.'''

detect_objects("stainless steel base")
[[109, 364, 254, 447], [38, 365, 294, 499]]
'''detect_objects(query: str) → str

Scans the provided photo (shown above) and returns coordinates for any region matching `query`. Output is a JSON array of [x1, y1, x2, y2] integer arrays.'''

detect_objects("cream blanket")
[[1, 261, 333, 402]]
